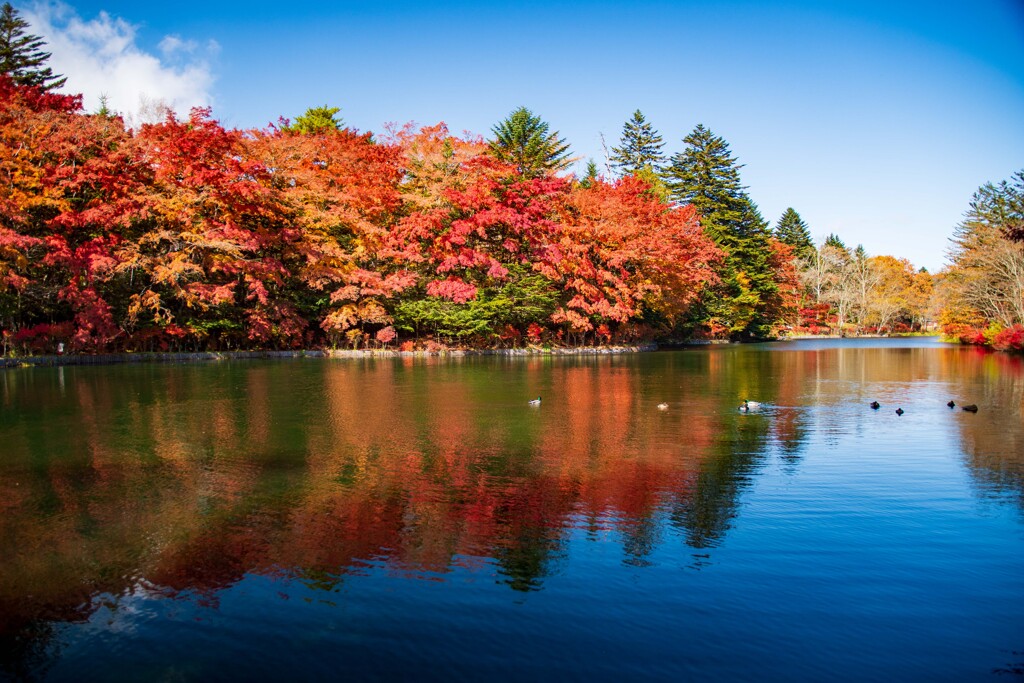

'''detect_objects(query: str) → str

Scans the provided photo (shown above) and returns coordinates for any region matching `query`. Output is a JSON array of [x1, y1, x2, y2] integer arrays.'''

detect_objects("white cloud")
[[24, 2, 216, 126], [158, 35, 194, 57]]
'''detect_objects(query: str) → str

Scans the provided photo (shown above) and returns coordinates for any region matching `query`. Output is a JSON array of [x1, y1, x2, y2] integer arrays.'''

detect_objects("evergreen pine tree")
[[285, 105, 343, 134], [824, 233, 848, 252], [489, 106, 571, 178], [663, 124, 780, 339], [95, 94, 114, 118], [580, 159, 599, 188], [774, 208, 815, 261], [663, 125, 747, 239], [0, 3, 66, 91], [609, 109, 665, 175], [966, 169, 1024, 242]]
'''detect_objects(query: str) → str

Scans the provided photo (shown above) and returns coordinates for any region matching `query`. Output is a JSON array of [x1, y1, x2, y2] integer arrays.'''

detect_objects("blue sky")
[[26, 0, 1024, 272]]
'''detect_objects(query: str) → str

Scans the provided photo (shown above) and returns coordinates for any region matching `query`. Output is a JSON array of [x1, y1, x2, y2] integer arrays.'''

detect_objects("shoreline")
[[0, 343, 660, 368], [0, 335, 959, 369]]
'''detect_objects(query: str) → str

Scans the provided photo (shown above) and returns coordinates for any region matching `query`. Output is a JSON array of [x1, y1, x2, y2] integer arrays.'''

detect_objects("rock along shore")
[[1, 344, 659, 368]]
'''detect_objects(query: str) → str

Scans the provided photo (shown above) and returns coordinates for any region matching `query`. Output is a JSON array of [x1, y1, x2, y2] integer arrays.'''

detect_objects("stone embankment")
[[1, 344, 658, 368]]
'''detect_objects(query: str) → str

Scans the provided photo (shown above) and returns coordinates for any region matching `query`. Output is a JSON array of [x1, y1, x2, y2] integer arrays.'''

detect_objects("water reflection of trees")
[[3, 343, 1021, 673], [0, 355, 782, 666], [948, 351, 1024, 511], [790, 344, 1024, 512]]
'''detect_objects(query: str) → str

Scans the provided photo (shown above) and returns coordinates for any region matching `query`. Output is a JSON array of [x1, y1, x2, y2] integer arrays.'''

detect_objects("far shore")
[[1, 344, 660, 368], [779, 333, 942, 340], [0, 334, 957, 369]]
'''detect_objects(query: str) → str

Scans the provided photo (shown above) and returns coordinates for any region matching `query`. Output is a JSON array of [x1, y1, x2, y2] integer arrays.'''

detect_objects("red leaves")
[[0, 80, 760, 352], [391, 126, 569, 312], [945, 323, 1024, 352], [426, 276, 478, 303], [0, 75, 81, 114], [58, 281, 119, 348], [762, 238, 800, 331], [186, 282, 238, 307], [556, 175, 721, 329], [992, 325, 1024, 352]]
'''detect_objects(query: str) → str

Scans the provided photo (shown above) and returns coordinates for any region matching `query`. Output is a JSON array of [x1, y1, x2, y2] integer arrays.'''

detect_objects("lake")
[[1, 338, 1022, 681]]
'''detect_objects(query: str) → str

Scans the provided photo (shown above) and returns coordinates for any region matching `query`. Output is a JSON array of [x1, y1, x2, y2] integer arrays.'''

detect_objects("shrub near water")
[[991, 325, 1024, 352], [942, 323, 1024, 353]]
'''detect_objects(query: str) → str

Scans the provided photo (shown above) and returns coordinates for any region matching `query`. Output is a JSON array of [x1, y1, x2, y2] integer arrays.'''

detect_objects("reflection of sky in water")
[[1, 339, 1022, 680]]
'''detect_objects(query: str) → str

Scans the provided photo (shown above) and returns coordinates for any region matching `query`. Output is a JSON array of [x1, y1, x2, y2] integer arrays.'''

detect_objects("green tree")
[[967, 169, 1024, 243], [0, 2, 65, 91], [95, 94, 114, 118], [579, 158, 599, 188], [664, 124, 781, 339], [663, 124, 746, 239], [609, 109, 665, 175], [824, 233, 847, 251], [489, 106, 571, 177], [394, 266, 559, 343], [775, 208, 815, 261], [285, 105, 343, 135]]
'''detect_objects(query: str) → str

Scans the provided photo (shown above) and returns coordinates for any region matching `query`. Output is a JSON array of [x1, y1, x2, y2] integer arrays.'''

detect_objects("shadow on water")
[[0, 338, 1022, 677]]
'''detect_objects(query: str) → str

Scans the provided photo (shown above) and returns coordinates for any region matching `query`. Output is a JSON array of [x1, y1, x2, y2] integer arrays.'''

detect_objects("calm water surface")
[[1, 338, 1023, 681]]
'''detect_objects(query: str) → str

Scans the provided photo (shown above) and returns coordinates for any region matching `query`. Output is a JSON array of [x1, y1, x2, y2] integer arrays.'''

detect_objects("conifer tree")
[[489, 106, 571, 177], [824, 233, 848, 252], [663, 124, 780, 338], [0, 3, 65, 91], [285, 105, 343, 134], [580, 159, 599, 188], [966, 169, 1024, 242], [663, 125, 746, 238], [775, 208, 815, 261], [95, 94, 114, 118], [609, 109, 665, 175]]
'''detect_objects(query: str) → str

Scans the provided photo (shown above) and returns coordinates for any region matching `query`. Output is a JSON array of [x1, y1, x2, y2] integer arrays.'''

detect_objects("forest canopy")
[[1, 81, 734, 353]]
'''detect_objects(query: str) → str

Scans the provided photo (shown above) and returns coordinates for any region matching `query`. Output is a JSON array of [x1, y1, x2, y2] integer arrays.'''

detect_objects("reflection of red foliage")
[[0, 355, 736, 632], [5, 342, 1022, 649]]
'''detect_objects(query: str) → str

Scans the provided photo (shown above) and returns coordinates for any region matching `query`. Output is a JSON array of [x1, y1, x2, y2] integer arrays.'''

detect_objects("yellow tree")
[[866, 255, 915, 333], [907, 268, 934, 330]]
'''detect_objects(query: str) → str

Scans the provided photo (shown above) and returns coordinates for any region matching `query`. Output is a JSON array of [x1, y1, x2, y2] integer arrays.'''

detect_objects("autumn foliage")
[[0, 79, 740, 353]]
